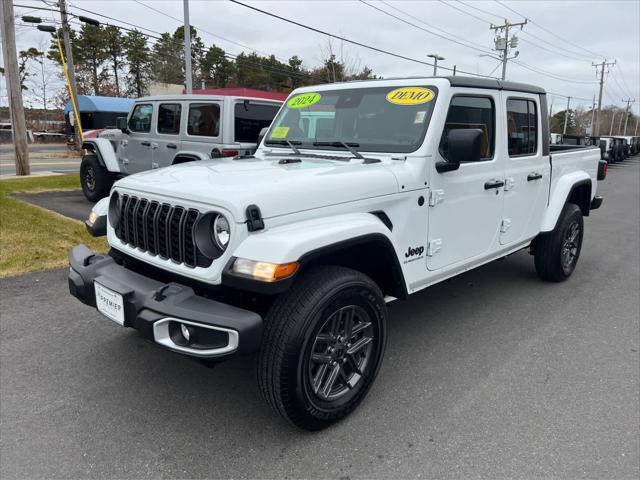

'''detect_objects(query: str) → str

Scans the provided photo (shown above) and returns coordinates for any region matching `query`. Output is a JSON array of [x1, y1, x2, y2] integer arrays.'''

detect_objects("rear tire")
[[534, 203, 584, 282], [258, 266, 387, 431], [80, 154, 113, 202]]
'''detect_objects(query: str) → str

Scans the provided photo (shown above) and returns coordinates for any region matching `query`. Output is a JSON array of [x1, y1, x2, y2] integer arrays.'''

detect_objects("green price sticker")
[[271, 126, 290, 138], [287, 92, 321, 109]]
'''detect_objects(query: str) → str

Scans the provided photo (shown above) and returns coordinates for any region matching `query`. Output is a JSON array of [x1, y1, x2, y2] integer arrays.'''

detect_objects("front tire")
[[80, 154, 113, 202], [534, 203, 584, 282], [258, 266, 387, 431]]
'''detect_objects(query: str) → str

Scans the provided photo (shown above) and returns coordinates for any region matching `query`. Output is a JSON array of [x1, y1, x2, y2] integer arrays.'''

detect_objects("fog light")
[[180, 323, 193, 342]]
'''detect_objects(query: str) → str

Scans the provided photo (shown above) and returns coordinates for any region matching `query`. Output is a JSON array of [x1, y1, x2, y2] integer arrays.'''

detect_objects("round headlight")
[[108, 191, 120, 228], [212, 214, 230, 250]]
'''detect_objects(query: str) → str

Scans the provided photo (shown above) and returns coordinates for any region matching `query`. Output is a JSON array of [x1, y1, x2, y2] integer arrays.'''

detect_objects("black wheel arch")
[[223, 233, 408, 300], [81, 141, 106, 168], [172, 154, 200, 165], [565, 178, 592, 217]]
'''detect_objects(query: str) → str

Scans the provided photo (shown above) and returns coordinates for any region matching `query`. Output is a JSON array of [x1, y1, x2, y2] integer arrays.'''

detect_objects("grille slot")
[[115, 194, 212, 268]]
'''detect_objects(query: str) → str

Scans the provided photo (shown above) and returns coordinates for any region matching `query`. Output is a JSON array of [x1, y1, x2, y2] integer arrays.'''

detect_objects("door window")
[[187, 103, 220, 137], [157, 103, 181, 135], [128, 104, 153, 132], [234, 102, 280, 142], [439, 96, 495, 161], [507, 99, 538, 156]]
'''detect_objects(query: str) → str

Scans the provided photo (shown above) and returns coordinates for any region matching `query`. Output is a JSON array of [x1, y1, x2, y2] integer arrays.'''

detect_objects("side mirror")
[[258, 126, 269, 146], [116, 116, 128, 133], [436, 128, 482, 173]]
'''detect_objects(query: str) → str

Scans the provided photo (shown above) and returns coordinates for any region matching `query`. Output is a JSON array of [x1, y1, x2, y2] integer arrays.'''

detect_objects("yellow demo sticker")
[[271, 126, 290, 138], [287, 92, 321, 109], [386, 87, 435, 105]]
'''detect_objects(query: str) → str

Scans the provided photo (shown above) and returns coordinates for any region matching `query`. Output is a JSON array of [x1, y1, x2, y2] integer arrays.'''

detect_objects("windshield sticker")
[[271, 126, 290, 138], [287, 92, 321, 109], [386, 87, 435, 105], [414, 111, 427, 124]]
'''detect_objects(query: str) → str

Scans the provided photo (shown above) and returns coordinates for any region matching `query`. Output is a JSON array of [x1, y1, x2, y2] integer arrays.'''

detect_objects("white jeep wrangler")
[[70, 76, 605, 430]]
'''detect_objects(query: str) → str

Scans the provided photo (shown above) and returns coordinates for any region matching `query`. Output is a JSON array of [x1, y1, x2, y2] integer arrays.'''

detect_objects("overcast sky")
[[7, 0, 640, 115]]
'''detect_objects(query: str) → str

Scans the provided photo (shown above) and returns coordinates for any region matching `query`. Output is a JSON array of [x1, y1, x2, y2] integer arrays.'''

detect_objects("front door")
[[122, 102, 154, 174], [427, 92, 505, 271], [153, 102, 183, 168], [500, 94, 549, 245]]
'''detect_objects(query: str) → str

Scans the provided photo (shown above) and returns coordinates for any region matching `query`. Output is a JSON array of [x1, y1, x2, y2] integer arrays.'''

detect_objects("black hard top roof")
[[443, 76, 546, 94]]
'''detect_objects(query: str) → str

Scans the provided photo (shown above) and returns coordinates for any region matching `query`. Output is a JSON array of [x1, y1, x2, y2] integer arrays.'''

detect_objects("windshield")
[[265, 86, 438, 153]]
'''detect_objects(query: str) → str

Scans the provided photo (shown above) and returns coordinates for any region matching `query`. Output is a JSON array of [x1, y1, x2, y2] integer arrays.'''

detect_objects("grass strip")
[[0, 174, 107, 278]]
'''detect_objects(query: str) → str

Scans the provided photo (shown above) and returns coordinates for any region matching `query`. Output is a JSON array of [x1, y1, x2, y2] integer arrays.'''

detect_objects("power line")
[[131, 0, 298, 68], [358, 0, 494, 56], [67, 1, 165, 37], [493, 0, 607, 59], [228, 0, 496, 78], [511, 59, 598, 84], [436, 0, 492, 24], [457, 0, 503, 21]]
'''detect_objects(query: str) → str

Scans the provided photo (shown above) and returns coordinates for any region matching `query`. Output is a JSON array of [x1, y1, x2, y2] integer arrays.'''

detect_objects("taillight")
[[222, 149, 239, 157], [597, 160, 607, 180]]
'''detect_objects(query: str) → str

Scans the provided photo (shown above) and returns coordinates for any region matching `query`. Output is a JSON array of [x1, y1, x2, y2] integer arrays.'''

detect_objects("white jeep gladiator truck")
[[70, 76, 605, 430], [79, 94, 282, 201]]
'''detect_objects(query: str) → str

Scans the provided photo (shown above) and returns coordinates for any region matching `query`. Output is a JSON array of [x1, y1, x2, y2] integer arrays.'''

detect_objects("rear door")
[[152, 102, 182, 168], [500, 94, 550, 245], [182, 101, 223, 157], [122, 102, 154, 173], [427, 91, 505, 271]]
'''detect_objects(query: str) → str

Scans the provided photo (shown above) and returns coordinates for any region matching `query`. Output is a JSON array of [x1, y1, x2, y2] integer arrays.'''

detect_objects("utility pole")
[[609, 111, 616, 136], [592, 59, 616, 136], [58, 0, 82, 149], [490, 18, 527, 80], [563, 96, 571, 135], [635, 118, 639, 135], [183, 0, 193, 94], [1, 0, 30, 175], [589, 95, 596, 136], [622, 98, 635, 135], [427, 54, 445, 76], [617, 108, 624, 135]]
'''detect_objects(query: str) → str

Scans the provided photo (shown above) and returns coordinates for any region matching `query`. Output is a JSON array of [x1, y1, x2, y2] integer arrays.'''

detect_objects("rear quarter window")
[[234, 102, 280, 143]]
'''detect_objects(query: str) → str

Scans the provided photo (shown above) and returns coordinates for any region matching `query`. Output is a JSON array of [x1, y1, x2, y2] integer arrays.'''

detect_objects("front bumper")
[[68, 245, 262, 358]]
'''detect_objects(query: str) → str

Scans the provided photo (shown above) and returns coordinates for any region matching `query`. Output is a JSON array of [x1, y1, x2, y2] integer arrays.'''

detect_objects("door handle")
[[167, 143, 177, 149], [527, 172, 543, 181], [141, 141, 151, 146], [484, 179, 505, 190]]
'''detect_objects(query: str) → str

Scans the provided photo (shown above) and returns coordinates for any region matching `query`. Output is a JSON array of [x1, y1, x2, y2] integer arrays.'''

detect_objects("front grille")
[[115, 194, 212, 268]]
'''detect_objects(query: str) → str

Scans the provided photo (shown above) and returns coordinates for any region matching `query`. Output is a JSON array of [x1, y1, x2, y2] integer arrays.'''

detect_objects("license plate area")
[[94, 281, 125, 325]]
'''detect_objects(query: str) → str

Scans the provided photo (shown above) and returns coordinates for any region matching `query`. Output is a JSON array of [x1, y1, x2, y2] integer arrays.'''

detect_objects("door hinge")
[[504, 177, 515, 191], [500, 218, 512, 233], [428, 189, 445, 207], [427, 239, 442, 256], [151, 162, 159, 169]]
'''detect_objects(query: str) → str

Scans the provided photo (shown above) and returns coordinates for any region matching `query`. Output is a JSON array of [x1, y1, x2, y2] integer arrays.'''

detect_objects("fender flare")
[[82, 138, 120, 173], [226, 213, 407, 298], [172, 150, 208, 164], [540, 173, 591, 232]]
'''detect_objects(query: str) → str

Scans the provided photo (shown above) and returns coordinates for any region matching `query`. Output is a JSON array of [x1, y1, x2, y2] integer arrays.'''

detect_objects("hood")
[[114, 156, 400, 222]]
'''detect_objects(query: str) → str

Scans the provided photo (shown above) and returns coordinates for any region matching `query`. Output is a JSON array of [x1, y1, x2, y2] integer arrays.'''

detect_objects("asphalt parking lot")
[[1, 158, 638, 479], [0, 143, 80, 176]]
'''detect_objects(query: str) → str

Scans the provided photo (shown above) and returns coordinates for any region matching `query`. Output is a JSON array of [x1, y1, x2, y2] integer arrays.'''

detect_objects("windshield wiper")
[[313, 141, 380, 163], [264, 139, 302, 155]]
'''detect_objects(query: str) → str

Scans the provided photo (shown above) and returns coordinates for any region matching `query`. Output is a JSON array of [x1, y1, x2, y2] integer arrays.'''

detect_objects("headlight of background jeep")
[[194, 212, 231, 259], [108, 191, 121, 228]]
